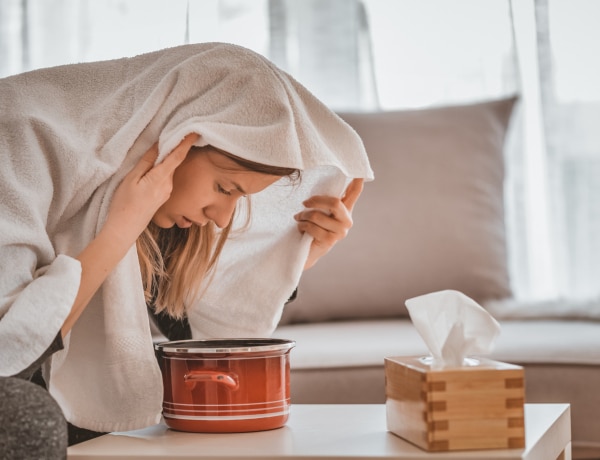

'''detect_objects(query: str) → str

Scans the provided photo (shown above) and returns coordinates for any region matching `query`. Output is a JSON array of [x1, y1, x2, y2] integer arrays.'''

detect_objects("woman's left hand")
[[294, 178, 364, 270]]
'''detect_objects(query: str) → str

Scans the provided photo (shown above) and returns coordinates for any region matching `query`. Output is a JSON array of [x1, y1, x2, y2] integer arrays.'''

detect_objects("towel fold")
[[0, 42, 373, 431]]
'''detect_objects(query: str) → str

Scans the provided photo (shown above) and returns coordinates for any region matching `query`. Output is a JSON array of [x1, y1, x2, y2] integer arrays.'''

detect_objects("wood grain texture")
[[385, 356, 526, 452]]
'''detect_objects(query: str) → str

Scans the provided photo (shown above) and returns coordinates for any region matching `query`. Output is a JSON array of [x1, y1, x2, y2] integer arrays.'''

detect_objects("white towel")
[[0, 42, 373, 432]]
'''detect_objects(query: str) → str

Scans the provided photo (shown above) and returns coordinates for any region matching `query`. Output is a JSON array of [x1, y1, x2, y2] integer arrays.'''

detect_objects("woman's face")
[[152, 148, 280, 229]]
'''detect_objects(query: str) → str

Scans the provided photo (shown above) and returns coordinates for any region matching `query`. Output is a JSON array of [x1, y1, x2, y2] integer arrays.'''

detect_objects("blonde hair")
[[137, 145, 300, 319]]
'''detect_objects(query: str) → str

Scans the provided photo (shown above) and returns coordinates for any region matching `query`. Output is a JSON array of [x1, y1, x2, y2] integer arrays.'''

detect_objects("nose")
[[205, 197, 238, 229]]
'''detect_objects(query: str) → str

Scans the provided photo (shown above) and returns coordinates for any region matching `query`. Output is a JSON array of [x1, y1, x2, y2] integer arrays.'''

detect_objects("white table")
[[67, 404, 571, 460]]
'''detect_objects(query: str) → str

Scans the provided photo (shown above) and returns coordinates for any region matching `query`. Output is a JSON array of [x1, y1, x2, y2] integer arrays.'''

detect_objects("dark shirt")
[[13, 286, 296, 444], [148, 287, 297, 342], [14, 332, 64, 381], [148, 306, 192, 341], [17, 286, 298, 377]]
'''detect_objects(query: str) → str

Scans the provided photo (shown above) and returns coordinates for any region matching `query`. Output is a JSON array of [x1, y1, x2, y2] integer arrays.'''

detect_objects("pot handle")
[[183, 370, 239, 390]]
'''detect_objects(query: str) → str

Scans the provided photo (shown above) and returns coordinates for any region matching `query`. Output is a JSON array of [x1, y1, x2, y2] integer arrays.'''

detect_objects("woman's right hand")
[[63, 133, 199, 336], [103, 133, 199, 245]]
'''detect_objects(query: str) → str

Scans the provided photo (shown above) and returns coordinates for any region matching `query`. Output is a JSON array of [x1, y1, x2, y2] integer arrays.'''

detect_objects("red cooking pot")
[[154, 338, 296, 433]]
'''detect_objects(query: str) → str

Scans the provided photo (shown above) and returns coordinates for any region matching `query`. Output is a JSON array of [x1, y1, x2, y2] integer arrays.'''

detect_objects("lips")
[[177, 216, 207, 228], [177, 217, 193, 228]]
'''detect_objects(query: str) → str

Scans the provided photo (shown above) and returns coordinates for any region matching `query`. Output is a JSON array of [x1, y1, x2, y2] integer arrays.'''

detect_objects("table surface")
[[67, 404, 571, 460]]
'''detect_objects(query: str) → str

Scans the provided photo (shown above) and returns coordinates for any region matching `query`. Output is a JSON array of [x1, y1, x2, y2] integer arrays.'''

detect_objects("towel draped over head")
[[0, 42, 373, 432]]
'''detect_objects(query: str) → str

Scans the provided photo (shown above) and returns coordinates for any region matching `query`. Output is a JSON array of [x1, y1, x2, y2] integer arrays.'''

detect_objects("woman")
[[0, 42, 373, 456], [142, 142, 362, 337]]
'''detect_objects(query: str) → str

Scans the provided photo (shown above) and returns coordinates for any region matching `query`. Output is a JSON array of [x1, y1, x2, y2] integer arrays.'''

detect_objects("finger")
[[129, 143, 159, 179], [341, 178, 364, 212], [295, 209, 350, 237], [302, 195, 344, 217], [157, 133, 200, 173], [297, 220, 338, 246], [295, 209, 337, 231], [303, 178, 364, 217]]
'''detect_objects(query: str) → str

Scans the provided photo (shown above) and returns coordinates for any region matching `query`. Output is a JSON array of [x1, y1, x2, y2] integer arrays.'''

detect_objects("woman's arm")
[[295, 178, 364, 270], [61, 134, 198, 337]]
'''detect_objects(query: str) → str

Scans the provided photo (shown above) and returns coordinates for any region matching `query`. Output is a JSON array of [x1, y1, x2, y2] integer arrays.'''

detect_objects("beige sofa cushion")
[[279, 97, 517, 323]]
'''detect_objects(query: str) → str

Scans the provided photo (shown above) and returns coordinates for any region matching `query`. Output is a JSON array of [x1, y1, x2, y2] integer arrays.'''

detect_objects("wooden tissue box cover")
[[384, 356, 525, 452]]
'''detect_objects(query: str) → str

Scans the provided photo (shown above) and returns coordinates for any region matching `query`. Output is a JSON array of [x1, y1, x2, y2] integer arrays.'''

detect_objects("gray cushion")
[[280, 97, 517, 323]]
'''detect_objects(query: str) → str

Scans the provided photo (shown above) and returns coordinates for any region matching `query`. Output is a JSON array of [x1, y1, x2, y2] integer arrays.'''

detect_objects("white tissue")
[[405, 290, 501, 369]]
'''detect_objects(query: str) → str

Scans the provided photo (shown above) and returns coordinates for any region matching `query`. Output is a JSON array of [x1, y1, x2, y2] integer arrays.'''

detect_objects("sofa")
[[272, 97, 600, 459]]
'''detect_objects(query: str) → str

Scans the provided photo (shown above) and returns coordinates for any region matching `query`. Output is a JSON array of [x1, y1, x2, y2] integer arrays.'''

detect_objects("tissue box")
[[385, 356, 525, 452]]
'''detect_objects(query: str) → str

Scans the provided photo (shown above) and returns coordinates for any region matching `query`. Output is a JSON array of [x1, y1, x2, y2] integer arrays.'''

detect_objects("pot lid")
[[154, 338, 296, 354]]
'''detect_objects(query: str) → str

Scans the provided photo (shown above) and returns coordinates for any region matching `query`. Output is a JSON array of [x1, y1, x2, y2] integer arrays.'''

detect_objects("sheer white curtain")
[[1, 0, 598, 308], [509, 0, 600, 304], [534, 0, 600, 301]]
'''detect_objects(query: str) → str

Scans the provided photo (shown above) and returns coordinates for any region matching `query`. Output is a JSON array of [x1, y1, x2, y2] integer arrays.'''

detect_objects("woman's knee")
[[0, 377, 68, 460]]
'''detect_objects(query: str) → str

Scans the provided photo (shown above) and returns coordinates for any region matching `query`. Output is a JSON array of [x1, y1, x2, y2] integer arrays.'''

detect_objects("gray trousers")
[[0, 377, 68, 459]]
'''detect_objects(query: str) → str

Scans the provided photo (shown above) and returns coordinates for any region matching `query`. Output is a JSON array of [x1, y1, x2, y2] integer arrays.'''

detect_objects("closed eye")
[[217, 184, 232, 196]]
